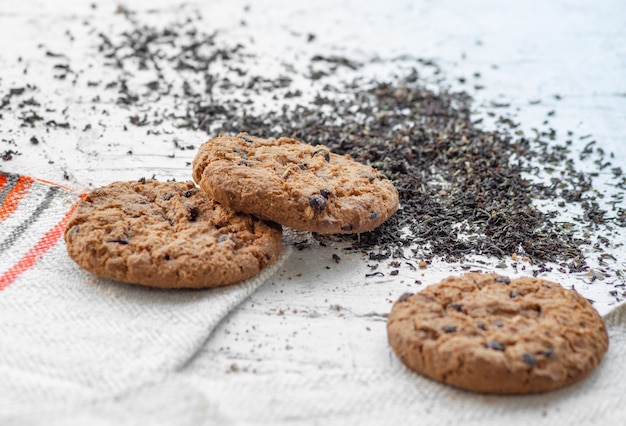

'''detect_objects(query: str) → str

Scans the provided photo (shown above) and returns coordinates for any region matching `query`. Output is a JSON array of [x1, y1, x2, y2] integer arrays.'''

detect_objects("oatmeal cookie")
[[387, 273, 609, 394], [64, 180, 282, 288], [192, 133, 399, 234]]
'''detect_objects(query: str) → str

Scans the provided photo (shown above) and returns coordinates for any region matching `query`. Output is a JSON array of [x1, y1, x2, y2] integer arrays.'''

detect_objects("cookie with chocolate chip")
[[192, 133, 399, 234], [64, 180, 282, 289], [387, 273, 609, 394]]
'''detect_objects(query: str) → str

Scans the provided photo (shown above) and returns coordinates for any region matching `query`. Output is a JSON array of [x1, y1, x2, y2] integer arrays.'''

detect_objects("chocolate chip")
[[184, 189, 195, 197], [107, 238, 128, 245], [233, 147, 248, 159], [309, 194, 327, 211], [509, 290, 519, 298], [485, 340, 504, 351], [477, 322, 486, 331], [370, 211, 379, 219], [320, 188, 332, 199], [522, 353, 536, 366], [494, 320, 504, 328], [238, 160, 251, 166], [298, 163, 307, 170], [239, 135, 253, 143], [494, 275, 511, 284], [188, 206, 200, 221], [217, 235, 234, 244], [312, 148, 330, 162], [443, 325, 457, 333], [398, 292, 414, 302], [341, 224, 353, 232], [138, 177, 146, 184], [448, 303, 463, 312], [163, 193, 175, 201], [542, 348, 554, 358], [360, 171, 376, 182]]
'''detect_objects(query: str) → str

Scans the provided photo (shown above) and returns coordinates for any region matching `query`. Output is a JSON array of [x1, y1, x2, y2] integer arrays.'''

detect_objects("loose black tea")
[[89, 10, 623, 273], [2, 7, 624, 281]]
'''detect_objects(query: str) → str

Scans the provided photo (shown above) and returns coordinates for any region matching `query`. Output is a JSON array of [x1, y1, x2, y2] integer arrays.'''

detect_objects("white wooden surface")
[[1, 0, 625, 422]]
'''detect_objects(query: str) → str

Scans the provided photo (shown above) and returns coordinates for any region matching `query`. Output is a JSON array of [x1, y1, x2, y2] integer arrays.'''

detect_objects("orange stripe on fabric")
[[0, 202, 77, 292], [0, 174, 7, 188], [0, 175, 35, 222], [35, 177, 76, 193]]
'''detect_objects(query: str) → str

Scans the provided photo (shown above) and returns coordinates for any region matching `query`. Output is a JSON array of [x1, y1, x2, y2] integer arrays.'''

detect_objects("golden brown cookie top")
[[387, 273, 609, 394], [192, 133, 399, 234], [64, 180, 282, 289]]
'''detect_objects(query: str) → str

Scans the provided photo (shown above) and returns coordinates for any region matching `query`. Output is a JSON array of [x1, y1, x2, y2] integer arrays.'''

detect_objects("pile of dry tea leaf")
[[216, 76, 625, 273], [91, 9, 625, 273], [6, 6, 623, 276]]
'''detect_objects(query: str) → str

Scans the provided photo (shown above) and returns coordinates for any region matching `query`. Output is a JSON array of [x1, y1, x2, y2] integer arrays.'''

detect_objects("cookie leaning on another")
[[192, 133, 399, 234], [387, 273, 609, 394], [64, 180, 282, 289]]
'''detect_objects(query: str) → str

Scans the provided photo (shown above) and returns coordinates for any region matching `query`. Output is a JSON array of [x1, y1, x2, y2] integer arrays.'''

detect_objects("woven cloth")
[[2, 170, 626, 425], [8, 301, 623, 426], [0, 171, 291, 421]]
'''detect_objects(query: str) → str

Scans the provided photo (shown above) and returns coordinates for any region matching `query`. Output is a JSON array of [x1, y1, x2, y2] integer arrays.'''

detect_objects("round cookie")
[[64, 179, 282, 289], [387, 273, 609, 394], [192, 133, 399, 234]]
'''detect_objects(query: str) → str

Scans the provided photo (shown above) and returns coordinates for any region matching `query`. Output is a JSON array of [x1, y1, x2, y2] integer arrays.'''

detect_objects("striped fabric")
[[0, 171, 290, 420], [0, 172, 78, 292]]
